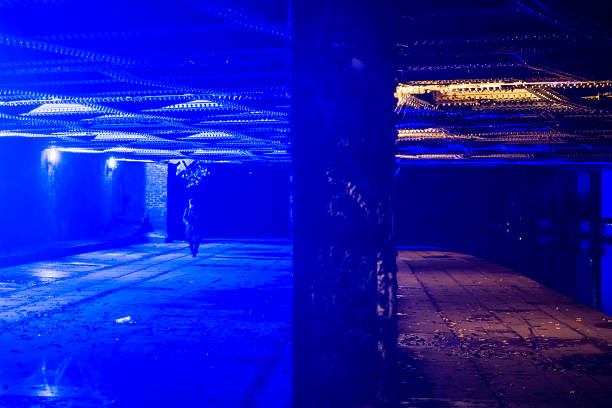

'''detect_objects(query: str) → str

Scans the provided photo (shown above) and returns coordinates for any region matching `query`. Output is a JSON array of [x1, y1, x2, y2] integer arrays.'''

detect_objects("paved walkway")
[[0, 226, 147, 268], [0, 239, 292, 407], [4, 242, 610, 407], [396, 250, 612, 408]]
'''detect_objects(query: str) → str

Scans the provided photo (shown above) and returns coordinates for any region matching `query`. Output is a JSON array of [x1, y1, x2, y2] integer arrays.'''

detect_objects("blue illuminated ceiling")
[[395, 0, 612, 164], [1, 0, 610, 165], [0, 0, 290, 164]]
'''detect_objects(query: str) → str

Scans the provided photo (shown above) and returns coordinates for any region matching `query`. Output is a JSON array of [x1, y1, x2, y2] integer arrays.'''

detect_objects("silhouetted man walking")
[[183, 198, 200, 257]]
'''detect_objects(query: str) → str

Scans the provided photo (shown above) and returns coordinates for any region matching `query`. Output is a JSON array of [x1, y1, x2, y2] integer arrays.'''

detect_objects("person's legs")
[[194, 233, 200, 255], [186, 225, 197, 257], [190, 239, 197, 257]]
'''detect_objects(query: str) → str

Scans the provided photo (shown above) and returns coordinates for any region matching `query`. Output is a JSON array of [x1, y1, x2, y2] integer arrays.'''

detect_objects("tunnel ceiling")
[[0, 0, 290, 164], [395, 0, 612, 164], [0, 1, 610, 165]]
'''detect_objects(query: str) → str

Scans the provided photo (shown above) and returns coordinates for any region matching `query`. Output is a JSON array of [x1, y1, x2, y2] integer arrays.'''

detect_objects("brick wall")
[[145, 163, 168, 231]]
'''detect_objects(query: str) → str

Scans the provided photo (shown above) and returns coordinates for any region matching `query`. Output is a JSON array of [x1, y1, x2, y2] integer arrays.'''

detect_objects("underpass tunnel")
[[0, 0, 297, 405], [0, 0, 612, 407]]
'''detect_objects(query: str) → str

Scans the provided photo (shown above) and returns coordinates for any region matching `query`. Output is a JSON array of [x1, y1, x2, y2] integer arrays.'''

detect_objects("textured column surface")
[[292, 1, 397, 406]]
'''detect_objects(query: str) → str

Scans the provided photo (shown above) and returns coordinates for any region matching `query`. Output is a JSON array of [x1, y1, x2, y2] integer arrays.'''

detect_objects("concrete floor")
[[2, 241, 611, 407], [0, 240, 292, 408], [397, 250, 612, 408]]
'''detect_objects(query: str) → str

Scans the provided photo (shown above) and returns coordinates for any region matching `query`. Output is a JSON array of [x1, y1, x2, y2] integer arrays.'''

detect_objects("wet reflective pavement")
[[5, 242, 610, 407], [396, 250, 612, 408], [0, 240, 292, 407]]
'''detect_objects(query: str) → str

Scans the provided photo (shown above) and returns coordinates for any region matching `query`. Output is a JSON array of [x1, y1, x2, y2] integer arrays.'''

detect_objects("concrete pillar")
[[145, 162, 168, 233], [292, 1, 397, 406]]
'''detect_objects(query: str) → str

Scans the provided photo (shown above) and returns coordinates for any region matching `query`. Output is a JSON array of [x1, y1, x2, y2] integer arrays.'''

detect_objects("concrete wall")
[[50, 150, 108, 240], [110, 161, 146, 227], [0, 141, 53, 249], [0, 140, 162, 250]]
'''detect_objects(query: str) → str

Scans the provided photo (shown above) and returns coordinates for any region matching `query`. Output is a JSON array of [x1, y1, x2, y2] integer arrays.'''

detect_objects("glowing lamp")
[[47, 148, 60, 165], [107, 157, 118, 170]]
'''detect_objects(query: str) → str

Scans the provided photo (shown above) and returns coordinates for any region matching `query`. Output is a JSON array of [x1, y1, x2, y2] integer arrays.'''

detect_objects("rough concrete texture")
[[0, 240, 292, 407], [396, 250, 612, 408]]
